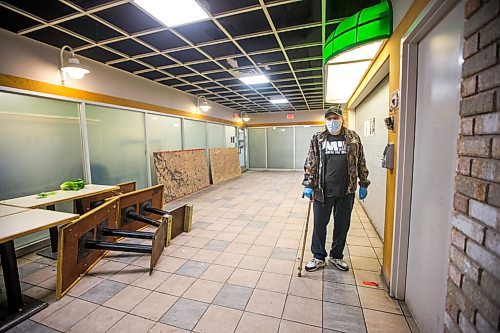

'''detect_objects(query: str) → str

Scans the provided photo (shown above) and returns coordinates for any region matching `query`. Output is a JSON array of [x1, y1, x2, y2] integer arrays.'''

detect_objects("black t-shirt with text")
[[323, 134, 348, 197]]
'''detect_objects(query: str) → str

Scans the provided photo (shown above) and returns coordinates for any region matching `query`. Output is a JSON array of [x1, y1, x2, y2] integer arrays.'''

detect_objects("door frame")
[[390, 0, 463, 299]]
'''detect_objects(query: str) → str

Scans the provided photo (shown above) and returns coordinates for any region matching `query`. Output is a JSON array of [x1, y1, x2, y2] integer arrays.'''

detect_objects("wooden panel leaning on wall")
[[153, 149, 210, 202], [209, 147, 242, 184]]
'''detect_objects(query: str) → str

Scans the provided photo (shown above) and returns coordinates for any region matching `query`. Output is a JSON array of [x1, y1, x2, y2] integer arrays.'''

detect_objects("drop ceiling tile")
[[138, 30, 187, 51], [190, 61, 222, 72], [78, 46, 122, 63], [3, 0, 76, 21], [169, 48, 208, 63], [173, 20, 225, 44], [106, 40, 150, 57], [279, 27, 321, 48], [204, 0, 259, 14], [67, 0, 113, 10], [0, 7, 39, 33], [267, 0, 321, 29], [95, 3, 162, 34], [25, 27, 87, 49], [164, 66, 194, 76], [59, 16, 121, 42], [111, 60, 148, 72], [238, 35, 279, 53], [140, 55, 176, 67], [138, 71, 166, 80], [218, 10, 270, 37], [201, 42, 241, 58]]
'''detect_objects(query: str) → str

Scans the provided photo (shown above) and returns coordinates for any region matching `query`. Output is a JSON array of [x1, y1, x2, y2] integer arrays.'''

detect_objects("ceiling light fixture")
[[134, 0, 210, 27], [241, 111, 250, 122], [59, 45, 89, 84], [270, 96, 288, 104], [197, 96, 211, 113], [323, 1, 392, 103], [239, 74, 270, 85]]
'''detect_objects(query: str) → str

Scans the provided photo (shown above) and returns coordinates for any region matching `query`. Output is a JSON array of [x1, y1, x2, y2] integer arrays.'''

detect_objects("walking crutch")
[[297, 196, 313, 277]]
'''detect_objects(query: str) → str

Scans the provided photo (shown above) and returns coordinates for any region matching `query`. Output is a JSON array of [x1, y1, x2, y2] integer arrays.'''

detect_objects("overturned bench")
[[56, 184, 193, 299]]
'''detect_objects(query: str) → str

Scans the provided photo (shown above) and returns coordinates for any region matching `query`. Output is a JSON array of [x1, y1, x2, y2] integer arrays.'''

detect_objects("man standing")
[[303, 106, 370, 272]]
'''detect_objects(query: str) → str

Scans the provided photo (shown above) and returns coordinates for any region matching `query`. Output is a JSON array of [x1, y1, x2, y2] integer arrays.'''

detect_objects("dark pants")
[[311, 193, 355, 260]]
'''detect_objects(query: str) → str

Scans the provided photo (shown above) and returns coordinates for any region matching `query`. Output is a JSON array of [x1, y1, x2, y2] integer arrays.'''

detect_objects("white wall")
[[0, 29, 237, 121], [355, 77, 389, 240], [245, 110, 324, 125], [405, 2, 464, 331], [391, 0, 413, 31]]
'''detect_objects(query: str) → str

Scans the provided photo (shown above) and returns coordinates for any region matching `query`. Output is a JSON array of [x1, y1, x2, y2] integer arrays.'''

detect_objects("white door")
[[405, 2, 464, 333], [355, 77, 389, 239]]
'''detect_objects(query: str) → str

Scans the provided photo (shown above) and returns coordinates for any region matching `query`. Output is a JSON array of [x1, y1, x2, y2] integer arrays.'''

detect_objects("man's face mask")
[[326, 119, 342, 133]]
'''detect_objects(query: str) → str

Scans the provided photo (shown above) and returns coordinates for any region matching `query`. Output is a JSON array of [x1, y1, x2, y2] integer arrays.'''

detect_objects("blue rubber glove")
[[359, 187, 368, 201], [303, 188, 314, 199]]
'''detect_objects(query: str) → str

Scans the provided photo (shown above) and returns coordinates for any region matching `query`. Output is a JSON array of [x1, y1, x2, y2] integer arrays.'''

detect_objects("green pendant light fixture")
[[323, 1, 392, 103]]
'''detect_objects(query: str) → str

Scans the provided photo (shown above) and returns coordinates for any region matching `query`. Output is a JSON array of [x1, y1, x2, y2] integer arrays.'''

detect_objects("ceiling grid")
[[0, 0, 379, 113]]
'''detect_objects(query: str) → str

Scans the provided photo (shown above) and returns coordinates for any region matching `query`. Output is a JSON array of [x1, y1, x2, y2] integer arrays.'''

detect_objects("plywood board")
[[153, 149, 209, 202], [57, 198, 119, 299], [209, 148, 241, 184]]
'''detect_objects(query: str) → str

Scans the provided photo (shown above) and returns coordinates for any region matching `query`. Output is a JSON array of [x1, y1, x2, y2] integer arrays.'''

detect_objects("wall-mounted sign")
[[287, 113, 295, 120], [364, 118, 376, 137], [390, 90, 400, 112]]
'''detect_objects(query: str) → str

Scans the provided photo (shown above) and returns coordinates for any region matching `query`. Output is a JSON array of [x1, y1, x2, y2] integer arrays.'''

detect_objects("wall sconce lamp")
[[197, 96, 211, 112], [59, 45, 89, 85], [241, 111, 250, 122]]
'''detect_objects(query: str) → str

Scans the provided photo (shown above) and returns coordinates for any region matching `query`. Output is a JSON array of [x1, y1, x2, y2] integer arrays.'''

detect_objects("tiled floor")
[[4, 171, 419, 333]]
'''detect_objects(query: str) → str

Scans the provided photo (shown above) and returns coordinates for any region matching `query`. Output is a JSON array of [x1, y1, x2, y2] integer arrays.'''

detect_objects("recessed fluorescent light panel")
[[270, 96, 288, 104], [134, 0, 210, 27], [239, 75, 270, 85]]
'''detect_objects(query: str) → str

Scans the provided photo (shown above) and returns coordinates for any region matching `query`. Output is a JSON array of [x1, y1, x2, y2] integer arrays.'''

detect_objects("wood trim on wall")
[[246, 121, 325, 127], [0, 73, 243, 128]]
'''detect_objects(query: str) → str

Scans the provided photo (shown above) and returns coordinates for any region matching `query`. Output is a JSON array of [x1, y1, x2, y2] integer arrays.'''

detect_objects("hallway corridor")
[[6, 171, 417, 333]]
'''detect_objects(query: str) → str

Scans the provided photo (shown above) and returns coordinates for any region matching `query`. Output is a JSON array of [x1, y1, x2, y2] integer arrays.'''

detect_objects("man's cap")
[[324, 106, 343, 118]]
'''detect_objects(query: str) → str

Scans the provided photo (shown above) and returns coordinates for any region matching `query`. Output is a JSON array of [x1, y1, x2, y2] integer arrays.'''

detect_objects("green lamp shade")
[[324, 1, 392, 64]]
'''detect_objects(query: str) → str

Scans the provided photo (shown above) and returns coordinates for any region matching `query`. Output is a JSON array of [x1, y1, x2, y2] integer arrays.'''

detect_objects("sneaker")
[[329, 257, 349, 271], [305, 258, 326, 272]]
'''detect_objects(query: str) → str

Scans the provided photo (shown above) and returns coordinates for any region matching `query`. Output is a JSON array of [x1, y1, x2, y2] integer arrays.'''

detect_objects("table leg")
[[0, 241, 23, 311], [0, 241, 47, 331], [74, 198, 84, 215], [37, 205, 58, 260]]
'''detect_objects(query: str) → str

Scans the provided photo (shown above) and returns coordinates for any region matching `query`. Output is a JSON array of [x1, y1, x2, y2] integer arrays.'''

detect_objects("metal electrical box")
[[382, 143, 394, 169]]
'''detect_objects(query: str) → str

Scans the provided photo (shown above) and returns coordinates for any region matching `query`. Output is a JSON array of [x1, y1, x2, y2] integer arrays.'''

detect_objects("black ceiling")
[[0, 0, 379, 113]]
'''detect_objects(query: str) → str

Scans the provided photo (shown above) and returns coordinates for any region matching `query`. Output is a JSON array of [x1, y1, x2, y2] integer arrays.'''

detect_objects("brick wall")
[[445, 0, 499, 332]]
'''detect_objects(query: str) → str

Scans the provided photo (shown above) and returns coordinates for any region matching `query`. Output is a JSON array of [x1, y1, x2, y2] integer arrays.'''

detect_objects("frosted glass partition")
[[207, 122, 225, 148], [295, 126, 324, 169], [86, 104, 148, 189], [0, 92, 84, 199], [248, 128, 266, 168], [267, 127, 294, 169], [0, 91, 84, 249], [184, 119, 207, 149], [147, 114, 182, 184], [225, 125, 236, 147]]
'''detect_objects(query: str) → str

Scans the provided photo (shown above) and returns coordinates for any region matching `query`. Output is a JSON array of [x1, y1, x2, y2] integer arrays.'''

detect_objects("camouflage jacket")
[[302, 127, 370, 202]]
